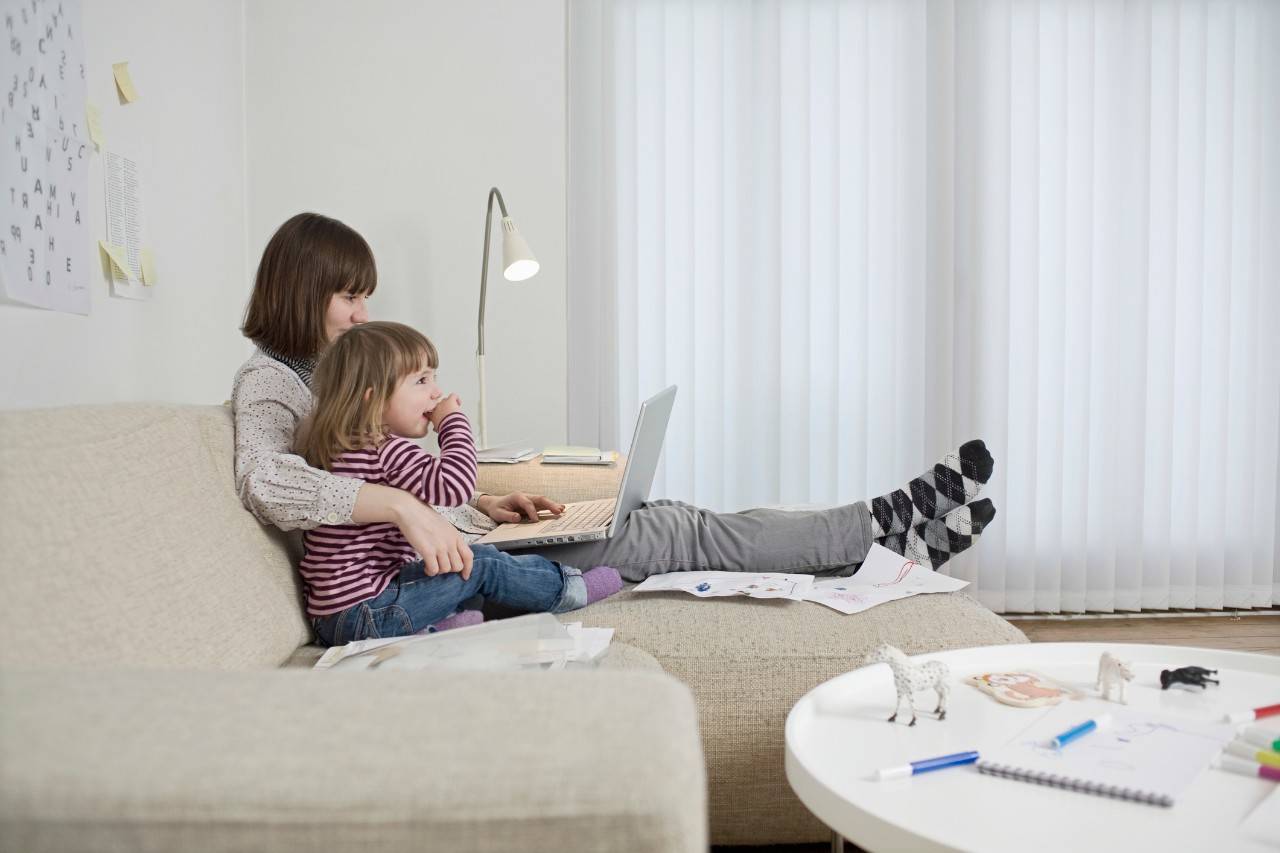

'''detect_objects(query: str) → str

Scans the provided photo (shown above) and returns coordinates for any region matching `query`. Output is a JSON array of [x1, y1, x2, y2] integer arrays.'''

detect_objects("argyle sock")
[[868, 440, 995, 538], [877, 498, 996, 570]]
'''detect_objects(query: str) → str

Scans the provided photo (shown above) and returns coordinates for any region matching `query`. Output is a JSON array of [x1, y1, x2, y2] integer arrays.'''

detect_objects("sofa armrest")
[[476, 454, 626, 504], [0, 668, 706, 853]]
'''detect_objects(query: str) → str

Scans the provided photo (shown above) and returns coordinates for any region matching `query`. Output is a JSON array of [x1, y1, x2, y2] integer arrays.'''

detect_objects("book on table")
[[540, 444, 618, 465], [476, 444, 538, 464]]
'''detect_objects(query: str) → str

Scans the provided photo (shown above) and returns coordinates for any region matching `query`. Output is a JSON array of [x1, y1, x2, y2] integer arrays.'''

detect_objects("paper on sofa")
[[803, 543, 969, 614], [633, 571, 815, 600]]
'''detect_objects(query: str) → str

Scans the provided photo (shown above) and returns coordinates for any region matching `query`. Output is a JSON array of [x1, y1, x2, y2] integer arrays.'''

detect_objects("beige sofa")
[[0, 403, 1026, 850]]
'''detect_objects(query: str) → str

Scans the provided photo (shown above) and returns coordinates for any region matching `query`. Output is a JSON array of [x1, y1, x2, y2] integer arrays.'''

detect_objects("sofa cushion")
[[571, 586, 1028, 845], [0, 668, 707, 853], [0, 404, 308, 670]]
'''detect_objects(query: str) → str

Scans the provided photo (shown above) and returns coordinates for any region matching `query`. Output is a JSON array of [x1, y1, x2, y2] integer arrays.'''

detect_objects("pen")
[[876, 750, 980, 781], [1225, 739, 1280, 769], [1048, 713, 1112, 749], [1213, 754, 1280, 783], [1223, 702, 1280, 725], [1238, 725, 1280, 752]]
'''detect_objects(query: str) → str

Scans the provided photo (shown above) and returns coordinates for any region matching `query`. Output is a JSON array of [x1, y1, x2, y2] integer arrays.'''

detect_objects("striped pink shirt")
[[299, 411, 477, 617]]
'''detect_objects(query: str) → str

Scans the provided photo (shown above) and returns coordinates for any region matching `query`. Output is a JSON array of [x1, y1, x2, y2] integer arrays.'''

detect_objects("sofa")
[[0, 403, 1027, 851]]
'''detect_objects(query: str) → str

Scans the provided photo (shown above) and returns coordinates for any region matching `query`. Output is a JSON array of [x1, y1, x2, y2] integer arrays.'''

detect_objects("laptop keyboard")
[[541, 500, 615, 533]]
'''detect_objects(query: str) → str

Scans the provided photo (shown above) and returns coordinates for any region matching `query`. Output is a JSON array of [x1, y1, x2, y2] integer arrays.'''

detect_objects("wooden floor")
[[1013, 613, 1280, 654]]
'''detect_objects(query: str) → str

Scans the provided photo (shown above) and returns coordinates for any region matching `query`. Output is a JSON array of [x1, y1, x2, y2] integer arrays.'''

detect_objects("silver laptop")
[[476, 385, 677, 550]]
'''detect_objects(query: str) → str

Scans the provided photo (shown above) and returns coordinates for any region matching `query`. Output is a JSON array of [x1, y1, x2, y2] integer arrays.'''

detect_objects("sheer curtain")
[[567, 0, 1280, 613]]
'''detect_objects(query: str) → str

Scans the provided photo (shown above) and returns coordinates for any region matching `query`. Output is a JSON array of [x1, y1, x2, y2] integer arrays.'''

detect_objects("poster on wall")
[[0, 0, 90, 315]]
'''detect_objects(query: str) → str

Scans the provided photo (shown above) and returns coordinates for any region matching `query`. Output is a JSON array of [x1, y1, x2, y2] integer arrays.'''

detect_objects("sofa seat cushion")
[[571, 587, 1027, 845], [0, 667, 706, 853]]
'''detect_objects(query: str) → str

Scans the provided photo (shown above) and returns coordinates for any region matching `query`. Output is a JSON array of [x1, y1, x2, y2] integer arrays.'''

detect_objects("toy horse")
[[1096, 651, 1135, 703], [863, 643, 950, 726]]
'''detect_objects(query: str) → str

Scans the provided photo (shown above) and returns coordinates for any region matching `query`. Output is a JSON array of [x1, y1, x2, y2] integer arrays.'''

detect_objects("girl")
[[296, 321, 621, 647], [233, 212, 997, 598]]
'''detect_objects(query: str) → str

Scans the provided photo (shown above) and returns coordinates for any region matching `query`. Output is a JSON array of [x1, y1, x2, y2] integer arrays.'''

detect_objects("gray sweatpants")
[[530, 499, 875, 582]]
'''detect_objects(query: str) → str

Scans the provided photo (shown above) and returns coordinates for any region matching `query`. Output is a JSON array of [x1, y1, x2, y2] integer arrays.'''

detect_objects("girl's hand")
[[394, 496, 474, 579], [480, 492, 565, 524], [428, 393, 463, 430]]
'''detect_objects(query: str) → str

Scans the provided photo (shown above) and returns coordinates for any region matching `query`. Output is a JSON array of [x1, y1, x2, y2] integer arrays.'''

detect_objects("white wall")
[[0, 0, 251, 408], [244, 0, 568, 449]]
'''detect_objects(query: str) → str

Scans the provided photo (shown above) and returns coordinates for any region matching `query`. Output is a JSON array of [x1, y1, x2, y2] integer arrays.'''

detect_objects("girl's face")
[[383, 363, 442, 438], [324, 291, 370, 343]]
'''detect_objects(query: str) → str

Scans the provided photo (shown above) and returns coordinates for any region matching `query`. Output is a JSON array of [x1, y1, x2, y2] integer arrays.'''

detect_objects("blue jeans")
[[311, 544, 586, 647]]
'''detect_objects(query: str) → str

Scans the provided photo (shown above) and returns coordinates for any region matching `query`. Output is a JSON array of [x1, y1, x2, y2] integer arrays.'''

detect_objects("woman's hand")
[[478, 492, 566, 524], [395, 498, 474, 578], [355, 483, 473, 579]]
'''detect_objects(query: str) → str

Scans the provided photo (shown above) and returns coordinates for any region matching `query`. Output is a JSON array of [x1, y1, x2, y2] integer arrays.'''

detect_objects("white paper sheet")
[[1239, 789, 1280, 848], [103, 149, 148, 300], [802, 543, 969, 614], [632, 571, 814, 601]]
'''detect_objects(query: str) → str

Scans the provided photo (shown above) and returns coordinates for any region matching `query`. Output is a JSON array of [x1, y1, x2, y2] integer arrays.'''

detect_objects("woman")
[[233, 212, 997, 584]]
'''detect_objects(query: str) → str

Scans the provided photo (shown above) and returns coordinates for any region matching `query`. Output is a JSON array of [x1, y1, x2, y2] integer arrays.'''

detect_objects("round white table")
[[785, 642, 1280, 853]]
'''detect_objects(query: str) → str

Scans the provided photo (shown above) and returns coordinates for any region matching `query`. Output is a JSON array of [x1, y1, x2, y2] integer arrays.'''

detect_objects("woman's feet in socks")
[[420, 610, 484, 634], [583, 566, 623, 604], [877, 498, 996, 570], [868, 440, 995, 538]]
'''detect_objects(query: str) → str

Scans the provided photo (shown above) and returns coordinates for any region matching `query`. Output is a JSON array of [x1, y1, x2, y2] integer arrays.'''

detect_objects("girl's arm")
[[378, 412, 478, 507]]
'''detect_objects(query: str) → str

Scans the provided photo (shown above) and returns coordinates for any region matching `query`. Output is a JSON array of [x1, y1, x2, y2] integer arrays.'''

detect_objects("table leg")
[[830, 829, 844, 852]]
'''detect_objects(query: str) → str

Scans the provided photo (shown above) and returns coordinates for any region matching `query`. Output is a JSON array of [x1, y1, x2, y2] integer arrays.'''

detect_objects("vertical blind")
[[567, 0, 1280, 613]]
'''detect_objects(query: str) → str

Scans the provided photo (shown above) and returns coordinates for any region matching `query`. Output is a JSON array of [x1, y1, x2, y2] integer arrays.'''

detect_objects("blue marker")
[[876, 750, 979, 781], [1048, 713, 1113, 749]]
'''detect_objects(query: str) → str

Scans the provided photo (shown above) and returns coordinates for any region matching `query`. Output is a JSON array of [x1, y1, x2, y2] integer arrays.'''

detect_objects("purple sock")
[[421, 610, 484, 634], [582, 566, 623, 604]]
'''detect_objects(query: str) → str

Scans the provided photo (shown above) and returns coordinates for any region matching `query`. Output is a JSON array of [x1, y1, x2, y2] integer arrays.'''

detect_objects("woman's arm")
[[352, 484, 473, 577]]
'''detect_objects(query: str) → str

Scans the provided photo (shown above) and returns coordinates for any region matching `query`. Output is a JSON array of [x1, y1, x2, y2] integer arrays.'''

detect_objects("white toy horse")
[[1096, 651, 1135, 704], [863, 643, 951, 726]]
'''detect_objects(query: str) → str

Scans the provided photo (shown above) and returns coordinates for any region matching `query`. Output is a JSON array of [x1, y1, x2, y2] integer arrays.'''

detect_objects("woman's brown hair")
[[297, 321, 440, 471], [241, 212, 377, 359]]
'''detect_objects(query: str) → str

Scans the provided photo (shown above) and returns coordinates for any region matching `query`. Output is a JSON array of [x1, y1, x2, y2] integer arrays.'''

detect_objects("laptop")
[[476, 385, 677, 550]]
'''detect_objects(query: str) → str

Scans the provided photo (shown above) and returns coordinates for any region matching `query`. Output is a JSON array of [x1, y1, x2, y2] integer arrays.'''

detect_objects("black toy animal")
[[1159, 666, 1220, 690]]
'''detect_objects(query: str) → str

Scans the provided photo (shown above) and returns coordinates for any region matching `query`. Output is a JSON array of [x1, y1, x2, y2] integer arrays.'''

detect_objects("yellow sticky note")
[[112, 62, 138, 103], [85, 103, 105, 147], [98, 240, 134, 280], [140, 248, 157, 286]]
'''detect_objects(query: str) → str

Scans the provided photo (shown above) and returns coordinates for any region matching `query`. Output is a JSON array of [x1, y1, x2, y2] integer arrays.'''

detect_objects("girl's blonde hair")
[[299, 321, 439, 471]]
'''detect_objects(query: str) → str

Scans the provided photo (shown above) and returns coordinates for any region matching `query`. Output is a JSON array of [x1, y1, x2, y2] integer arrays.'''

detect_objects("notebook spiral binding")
[[976, 760, 1174, 807]]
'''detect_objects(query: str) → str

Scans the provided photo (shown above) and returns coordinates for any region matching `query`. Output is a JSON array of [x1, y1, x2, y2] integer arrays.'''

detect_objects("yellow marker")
[[1226, 739, 1280, 769], [85, 103, 105, 147], [98, 241, 134, 281], [140, 248, 158, 286], [112, 62, 139, 103]]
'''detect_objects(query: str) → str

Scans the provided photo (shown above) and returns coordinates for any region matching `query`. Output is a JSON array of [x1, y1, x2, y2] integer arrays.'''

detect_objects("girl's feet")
[[583, 566, 623, 604], [868, 439, 995, 538]]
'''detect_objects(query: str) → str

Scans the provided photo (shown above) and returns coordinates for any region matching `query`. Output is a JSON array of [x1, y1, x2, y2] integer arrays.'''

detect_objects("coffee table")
[[785, 642, 1280, 853]]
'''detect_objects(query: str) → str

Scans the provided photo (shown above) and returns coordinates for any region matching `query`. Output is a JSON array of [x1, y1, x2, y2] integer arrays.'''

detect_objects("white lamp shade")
[[501, 217, 539, 281]]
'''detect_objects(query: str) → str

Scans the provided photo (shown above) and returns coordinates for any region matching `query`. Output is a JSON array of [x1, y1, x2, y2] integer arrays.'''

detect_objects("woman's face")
[[324, 291, 370, 343]]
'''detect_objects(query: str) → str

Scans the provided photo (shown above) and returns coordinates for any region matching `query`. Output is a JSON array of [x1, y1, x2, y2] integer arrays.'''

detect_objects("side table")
[[476, 455, 626, 505], [785, 642, 1280, 853]]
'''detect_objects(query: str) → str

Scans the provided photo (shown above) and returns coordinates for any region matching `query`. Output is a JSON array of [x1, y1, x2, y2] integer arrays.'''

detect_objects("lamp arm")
[[477, 187, 510, 358]]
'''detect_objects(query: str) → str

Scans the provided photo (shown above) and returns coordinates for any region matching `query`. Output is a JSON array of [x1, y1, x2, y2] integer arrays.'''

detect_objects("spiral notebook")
[[976, 701, 1234, 807]]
